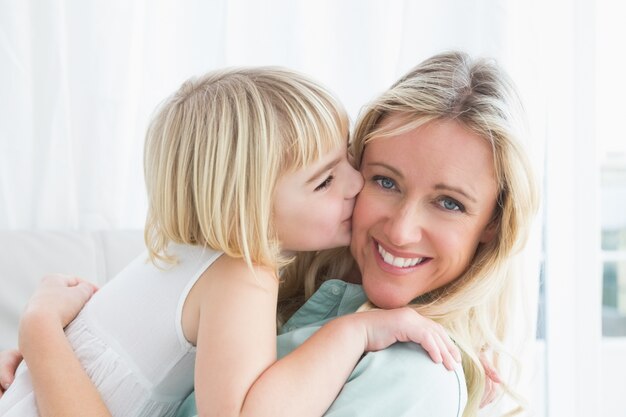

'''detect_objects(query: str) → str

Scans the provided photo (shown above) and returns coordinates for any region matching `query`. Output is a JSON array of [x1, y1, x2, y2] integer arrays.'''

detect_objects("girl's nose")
[[345, 166, 364, 198]]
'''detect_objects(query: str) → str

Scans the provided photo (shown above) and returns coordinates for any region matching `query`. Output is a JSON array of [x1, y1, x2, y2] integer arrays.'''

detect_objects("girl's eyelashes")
[[437, 196, 465, 213], [373, 175, 397, 191], [314, 174, 334, 191]]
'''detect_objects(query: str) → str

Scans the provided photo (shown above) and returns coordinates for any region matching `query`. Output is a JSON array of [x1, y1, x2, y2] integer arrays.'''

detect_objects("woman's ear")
[[479, 220, 498, 243]]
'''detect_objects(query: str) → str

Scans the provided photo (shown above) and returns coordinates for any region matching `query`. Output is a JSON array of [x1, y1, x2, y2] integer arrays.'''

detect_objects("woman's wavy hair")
[[143, 67, 349, 271], [279, 51, 539, 417]]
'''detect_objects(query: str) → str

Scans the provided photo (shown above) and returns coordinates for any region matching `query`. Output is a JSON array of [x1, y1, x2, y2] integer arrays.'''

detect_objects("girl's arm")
[[17, 275, 112, 417], [240, 307, 461, 417], [193, 256, 460, 417], [0, 349, 21, 398]]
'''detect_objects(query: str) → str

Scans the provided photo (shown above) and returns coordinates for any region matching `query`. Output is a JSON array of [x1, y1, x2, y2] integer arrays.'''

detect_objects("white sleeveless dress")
[[0, 244, 223, 417]]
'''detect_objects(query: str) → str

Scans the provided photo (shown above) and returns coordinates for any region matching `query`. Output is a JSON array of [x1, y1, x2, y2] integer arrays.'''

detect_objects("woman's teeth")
[[377, 244, 424, 268]]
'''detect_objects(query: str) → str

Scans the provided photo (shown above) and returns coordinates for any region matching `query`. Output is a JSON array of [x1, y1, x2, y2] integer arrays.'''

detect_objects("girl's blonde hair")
[[144, 67, 348, 270], [280, 51, 539, 416]]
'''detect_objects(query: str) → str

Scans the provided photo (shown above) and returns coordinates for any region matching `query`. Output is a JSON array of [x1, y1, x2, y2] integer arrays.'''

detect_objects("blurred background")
[[0, 0, 624, 416]]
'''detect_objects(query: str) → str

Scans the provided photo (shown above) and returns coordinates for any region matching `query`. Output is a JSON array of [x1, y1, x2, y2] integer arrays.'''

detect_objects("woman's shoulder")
[[280, 279, 367, 333], [361, 341, 466, 388], [326, 342, 467, 417]]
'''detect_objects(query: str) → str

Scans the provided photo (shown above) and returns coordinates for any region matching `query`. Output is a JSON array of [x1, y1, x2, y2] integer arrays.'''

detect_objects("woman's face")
[[350, 117, 499, 309]]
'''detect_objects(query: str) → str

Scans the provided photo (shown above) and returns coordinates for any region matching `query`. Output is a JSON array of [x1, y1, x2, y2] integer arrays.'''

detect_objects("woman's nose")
[[383, 203, 423, 247]]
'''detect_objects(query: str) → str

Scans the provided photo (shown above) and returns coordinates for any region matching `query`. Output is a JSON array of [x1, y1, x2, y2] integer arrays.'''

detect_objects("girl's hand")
[[355, 307, 462, 371], [21, 274, 99, 329], [479, 348, 502, 408], [0, 349, 22, 398], [15, 275, 111, 417]]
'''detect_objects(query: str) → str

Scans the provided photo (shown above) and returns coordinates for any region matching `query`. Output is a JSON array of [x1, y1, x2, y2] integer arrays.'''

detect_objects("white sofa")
[[0, 230, 144, 350]]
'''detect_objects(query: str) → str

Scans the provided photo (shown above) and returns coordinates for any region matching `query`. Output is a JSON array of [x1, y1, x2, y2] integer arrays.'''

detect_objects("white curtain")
[[0, 0, 545, 230], [1, 1, 607, 416]]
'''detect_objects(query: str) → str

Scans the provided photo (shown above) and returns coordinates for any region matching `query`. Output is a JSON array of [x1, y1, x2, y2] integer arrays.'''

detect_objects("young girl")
[[0, 67, 460, 417]]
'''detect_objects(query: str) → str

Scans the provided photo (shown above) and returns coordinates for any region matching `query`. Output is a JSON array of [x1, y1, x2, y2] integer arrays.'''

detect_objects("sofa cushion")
[[0, 230, 143, 350]]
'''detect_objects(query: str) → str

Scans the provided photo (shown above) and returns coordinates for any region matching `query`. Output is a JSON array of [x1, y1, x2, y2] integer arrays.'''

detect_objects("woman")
[[0, 51, 538, 417], [274, 50, 537, 416]]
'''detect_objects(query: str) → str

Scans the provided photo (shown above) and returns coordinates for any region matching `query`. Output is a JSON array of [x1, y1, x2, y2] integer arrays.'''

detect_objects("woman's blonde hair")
[[144, 67, 348, 270], [280, 51, 539, 416]]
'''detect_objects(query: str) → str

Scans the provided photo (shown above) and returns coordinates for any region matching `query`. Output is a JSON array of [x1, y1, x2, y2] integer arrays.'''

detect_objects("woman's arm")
[[17, 275, 112, 417]]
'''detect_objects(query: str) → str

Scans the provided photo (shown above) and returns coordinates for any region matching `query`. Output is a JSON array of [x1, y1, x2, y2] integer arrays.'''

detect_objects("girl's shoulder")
[[181, 252, 279, 345], [202, 254, 277, 287]]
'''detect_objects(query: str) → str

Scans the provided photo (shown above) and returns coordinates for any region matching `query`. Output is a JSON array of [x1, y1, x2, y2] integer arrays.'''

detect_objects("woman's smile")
[[374, 240, 431, 271]]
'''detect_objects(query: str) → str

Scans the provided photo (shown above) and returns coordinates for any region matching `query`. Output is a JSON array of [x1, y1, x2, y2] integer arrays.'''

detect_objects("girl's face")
[[273, 143, 363, 252], [350, 117, 499, 309]]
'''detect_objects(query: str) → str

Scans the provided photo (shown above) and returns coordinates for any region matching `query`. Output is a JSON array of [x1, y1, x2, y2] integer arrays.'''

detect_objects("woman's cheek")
[[353, 187, 381, 224]]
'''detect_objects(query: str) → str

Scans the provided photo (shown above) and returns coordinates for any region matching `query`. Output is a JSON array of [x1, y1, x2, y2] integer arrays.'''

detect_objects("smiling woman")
[[352, 118, 499, 309], [276, 51, 539, 416]]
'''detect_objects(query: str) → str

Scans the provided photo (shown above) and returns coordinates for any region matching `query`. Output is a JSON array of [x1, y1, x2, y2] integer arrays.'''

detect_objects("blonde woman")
[[0, 51, 537, 417], [0, 67, 459, 417], [272, 51, 539, 416]]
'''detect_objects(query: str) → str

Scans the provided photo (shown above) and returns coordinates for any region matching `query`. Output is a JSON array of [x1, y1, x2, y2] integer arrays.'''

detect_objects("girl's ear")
[[479, 220, 498, 243]]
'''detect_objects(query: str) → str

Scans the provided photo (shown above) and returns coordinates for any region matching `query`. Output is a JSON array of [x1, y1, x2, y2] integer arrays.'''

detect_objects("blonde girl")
[[0, 67, 459, 417]]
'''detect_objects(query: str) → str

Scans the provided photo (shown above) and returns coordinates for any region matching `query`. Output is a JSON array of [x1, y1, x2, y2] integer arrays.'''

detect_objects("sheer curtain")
[[0, 0, 545, 230], [1, 0, 605, 416]]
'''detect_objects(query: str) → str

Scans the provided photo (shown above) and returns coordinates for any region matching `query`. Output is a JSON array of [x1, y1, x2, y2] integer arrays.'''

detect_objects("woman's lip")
[[374, 239, 427, 259], [371, 240, 431, 273]]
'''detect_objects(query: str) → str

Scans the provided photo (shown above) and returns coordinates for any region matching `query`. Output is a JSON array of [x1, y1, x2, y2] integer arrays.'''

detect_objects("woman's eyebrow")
[[434, 183, 477, 203], [305, 156, 342, 184], [365, 162, 404, 179]]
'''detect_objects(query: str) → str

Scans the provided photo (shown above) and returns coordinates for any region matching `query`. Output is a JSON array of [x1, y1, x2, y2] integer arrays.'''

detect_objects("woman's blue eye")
[[440, 197, 464, 212], [374, 176, 396, 190]]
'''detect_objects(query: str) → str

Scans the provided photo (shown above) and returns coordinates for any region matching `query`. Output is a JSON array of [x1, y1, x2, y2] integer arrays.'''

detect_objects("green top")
[[176, 279, 467, 417]]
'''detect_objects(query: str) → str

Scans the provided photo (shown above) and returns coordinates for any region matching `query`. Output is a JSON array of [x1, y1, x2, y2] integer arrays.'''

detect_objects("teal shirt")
[[176, 279, 467, 417]]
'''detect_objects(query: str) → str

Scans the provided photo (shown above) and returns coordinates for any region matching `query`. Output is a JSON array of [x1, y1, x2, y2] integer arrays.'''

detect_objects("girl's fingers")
[[417, 333, 443, 365], [479, 350, 502, 383], [75, 281, 98, 300], [478, 348, 501, 407], [433, 333, 457, 371], [0, 349, 23, 397], [434, 325, 462, 363], [410, 325, 461, 371], [480, 377, 498, 407], [417, 330, 457, 371]]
